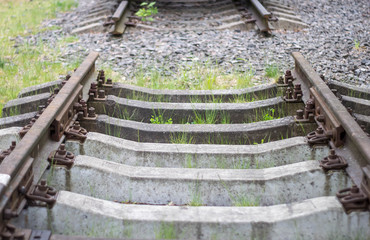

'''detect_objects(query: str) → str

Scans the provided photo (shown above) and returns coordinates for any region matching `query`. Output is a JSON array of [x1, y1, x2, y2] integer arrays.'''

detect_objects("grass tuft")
[[265, 63, 281, 82], [155, 222, 177, 240]]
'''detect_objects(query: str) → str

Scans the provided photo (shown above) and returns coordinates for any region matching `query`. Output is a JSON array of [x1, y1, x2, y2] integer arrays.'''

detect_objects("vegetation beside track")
[[0, 0, 78, 116]]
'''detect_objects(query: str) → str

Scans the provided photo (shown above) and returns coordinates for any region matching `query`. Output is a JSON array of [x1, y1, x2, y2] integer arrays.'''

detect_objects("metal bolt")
[[98, 79, 103, 87], [306, 99, 314, 109], [294, 84, 301, 93], [316, 126, 324, 134], [57, 144, 67, 155], [88, 107, 96, 118], [18, 186, 26, 195], [106, 78, 113, 84], [350, 185, 359, 194], [99, 70, 105, 79], [296, 109, 304, 119], [88, 92, 95, 102], [77, 112, 84, 121], [54, 88, 60, 95], [98, 90, 105, 99], [317, 115, 325, 122], [285, 87, 292, 99], [328, 149, 337, 159], [80, 99, 87, 107], [38, 179, 48, 192], [91, 83, 97, 89], [73, 121, 81, 130], [284, 70, 293, 84], [89, 83, 98, 98]]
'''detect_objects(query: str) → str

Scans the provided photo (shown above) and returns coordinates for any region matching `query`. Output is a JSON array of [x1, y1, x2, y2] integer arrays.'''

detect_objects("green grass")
[[60, 35, 79, 44], [184, 154, 197, 168], [150, 109, 173, 124], [236, 68, 254, 88], [192, 109, 218, 124], [188, 181, 203, 206], [244, 107, 284, 124], [354, 39, 361, 50], [265, 63, 282, 82], [104, 104, 136, 121], [150, 115, 173, 124], [129, 60, 256, 91], [231, 194, 260, 207], [155, 222, 177, 240], [170, 132, 194, 144], [0, 0, 78, 117]]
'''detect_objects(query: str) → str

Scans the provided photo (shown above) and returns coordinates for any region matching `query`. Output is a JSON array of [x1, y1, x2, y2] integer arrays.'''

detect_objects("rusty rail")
[[110, 1, 130, 35], [292, 52, 370, 212], [248, 0, 272, 32], [292, 52, 370, 164], [0, 52, 99, 230], [112, 1, 128, 22]]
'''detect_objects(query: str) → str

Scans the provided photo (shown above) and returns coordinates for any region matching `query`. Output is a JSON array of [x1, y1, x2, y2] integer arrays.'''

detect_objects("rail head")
[[247, 0, 272, 32], [112, 1, 128, 22], [250, 0, 271, 18]]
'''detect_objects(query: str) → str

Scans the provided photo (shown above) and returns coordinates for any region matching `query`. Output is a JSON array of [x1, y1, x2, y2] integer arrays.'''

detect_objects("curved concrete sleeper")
[[65, 132, 329, 168], [17, 80, 61, 98], [44, 155, 350, 206], [2, 92, 50, 117], [107, 82, 277, 103], [0, 112, 37, 129], [85, 115, 297, 144], [88, 95, 302, 124], [13, 191, 370, 240]]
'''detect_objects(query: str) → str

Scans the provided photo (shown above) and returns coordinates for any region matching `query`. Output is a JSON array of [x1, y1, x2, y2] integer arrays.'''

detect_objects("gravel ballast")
[[15, 0, 370, 87]]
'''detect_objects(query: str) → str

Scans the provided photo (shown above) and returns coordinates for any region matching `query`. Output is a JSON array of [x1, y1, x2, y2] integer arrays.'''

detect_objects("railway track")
[[0, 52, 369, 239], [70, 0, 307, 34]]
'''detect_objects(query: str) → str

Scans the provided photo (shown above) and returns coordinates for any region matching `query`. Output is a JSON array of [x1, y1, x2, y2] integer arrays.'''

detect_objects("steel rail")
[[0, 52, 99, 223], [292, 52, 370, 163], [292, 52, 370, 191], [112, 1, 128, 22], [110, 1, 130, 35], [250, 0, 270, 16], [248, 0, 272, 32]]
